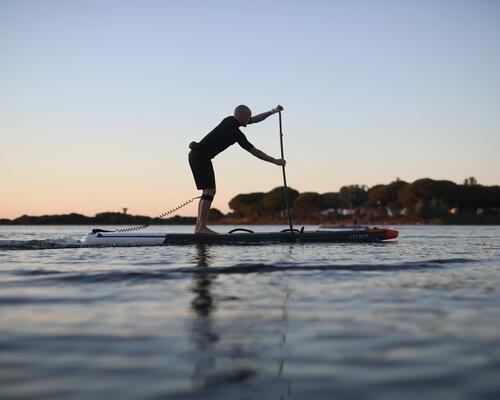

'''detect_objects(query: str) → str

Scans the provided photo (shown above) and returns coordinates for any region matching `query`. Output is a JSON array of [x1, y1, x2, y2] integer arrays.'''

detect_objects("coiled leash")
[[92, 196, 202, 234]]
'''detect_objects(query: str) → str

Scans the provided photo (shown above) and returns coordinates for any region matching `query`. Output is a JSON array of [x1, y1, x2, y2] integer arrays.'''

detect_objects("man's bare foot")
[[195, 227, 219, 235]]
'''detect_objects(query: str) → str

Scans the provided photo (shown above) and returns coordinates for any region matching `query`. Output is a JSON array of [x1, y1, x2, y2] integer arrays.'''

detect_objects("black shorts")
[[189, 150, 215, 190]]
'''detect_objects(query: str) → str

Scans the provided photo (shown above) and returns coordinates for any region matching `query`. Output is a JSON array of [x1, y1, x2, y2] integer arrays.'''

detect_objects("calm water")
[[1, 225, 500, 400]]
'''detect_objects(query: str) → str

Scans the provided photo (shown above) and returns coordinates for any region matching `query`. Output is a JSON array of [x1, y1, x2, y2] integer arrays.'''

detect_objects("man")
[[189, 104, 286, 234]]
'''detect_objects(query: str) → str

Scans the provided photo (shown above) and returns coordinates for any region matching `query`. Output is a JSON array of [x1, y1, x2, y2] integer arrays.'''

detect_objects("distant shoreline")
[[1, 213, 499, 226], [3, 177, 499, 226]]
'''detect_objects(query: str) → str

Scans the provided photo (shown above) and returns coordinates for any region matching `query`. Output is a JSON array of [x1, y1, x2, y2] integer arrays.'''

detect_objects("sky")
[[1, 0, 499, 219]]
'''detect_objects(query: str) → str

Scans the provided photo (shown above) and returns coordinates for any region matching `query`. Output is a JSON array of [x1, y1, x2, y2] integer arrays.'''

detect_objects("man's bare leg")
[[195, 188, 218, 234]]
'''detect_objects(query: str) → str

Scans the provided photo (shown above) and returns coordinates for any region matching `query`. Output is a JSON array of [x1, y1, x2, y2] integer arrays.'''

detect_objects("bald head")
[[234, 104, 252, 126]]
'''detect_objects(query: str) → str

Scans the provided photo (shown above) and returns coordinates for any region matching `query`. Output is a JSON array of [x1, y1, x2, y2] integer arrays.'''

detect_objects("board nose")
[[385, 229, 399, 240], [367, 228, 399, 240]]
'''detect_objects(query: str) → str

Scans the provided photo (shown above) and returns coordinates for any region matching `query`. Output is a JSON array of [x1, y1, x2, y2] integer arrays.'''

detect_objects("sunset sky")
[[1, 0, 499, 219]]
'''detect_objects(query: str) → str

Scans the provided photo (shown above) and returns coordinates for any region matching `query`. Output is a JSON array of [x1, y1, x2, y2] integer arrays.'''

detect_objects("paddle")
[[279, 111, 295, 239]]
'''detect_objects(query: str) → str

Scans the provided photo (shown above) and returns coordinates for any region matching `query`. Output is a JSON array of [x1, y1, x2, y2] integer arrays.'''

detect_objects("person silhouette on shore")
[[189, 105, 286, 234]]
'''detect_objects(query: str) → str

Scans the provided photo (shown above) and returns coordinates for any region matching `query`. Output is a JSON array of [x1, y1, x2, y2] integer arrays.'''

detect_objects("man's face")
[[241, 111, 251, 126]]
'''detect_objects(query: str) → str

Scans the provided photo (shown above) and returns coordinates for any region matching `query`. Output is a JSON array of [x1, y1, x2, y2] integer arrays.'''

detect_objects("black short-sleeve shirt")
[[195, 116, 254, 159]]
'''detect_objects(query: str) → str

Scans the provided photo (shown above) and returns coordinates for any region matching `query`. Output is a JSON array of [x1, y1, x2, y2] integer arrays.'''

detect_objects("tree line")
[[2, 177, 498, 225], [0, 212, 196, 225], [226, 178, 500, 223]]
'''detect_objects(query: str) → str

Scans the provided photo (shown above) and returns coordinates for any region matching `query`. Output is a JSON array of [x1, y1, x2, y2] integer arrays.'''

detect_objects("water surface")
[[1, 225, 499, 399]]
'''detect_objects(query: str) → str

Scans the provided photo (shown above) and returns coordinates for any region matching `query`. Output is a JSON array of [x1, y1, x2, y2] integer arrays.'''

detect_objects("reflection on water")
[[188, 244, 292, 397], [191, 244, 216, 315]]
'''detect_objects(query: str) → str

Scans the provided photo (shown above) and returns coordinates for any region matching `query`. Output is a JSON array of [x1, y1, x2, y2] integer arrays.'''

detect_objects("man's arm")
[[249, 147, 286, 166], [249, 105, 284, 124]]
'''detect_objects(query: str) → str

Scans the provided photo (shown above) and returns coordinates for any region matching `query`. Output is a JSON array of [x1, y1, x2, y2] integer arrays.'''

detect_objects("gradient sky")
[[1, 0, 499, 219]]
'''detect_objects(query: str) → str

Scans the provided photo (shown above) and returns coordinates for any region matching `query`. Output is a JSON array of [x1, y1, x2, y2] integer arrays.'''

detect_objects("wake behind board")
[[80, 227, 398, 247]]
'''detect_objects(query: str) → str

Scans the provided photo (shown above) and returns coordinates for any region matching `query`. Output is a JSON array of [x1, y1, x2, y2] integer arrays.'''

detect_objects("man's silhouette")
[[189, 105, 285, 234]]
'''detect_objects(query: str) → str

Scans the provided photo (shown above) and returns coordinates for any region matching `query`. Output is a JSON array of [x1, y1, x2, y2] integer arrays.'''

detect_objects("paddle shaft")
[[279, 111, 295, 236]]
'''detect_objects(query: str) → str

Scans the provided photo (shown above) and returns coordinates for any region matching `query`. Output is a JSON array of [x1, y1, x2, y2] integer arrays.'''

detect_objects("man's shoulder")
[[221, 116, 238, 125], [216, 116, 241, 133]]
